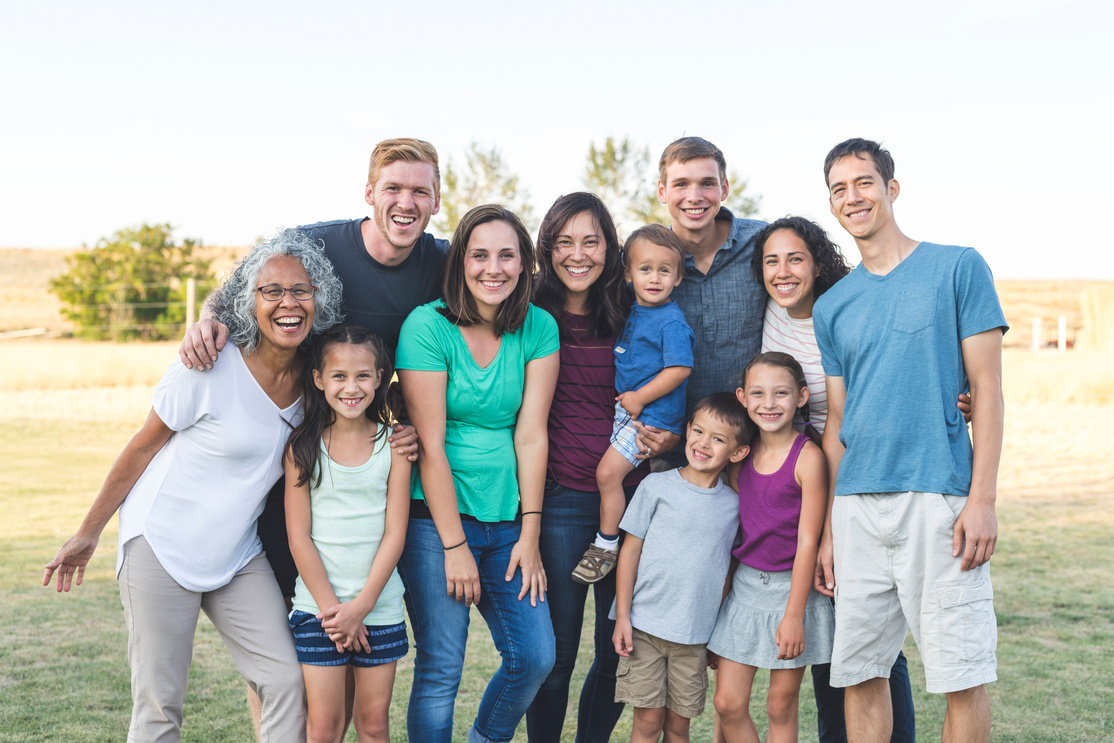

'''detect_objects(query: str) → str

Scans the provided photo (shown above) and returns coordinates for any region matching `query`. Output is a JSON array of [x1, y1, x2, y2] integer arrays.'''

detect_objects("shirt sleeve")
[[659, 319, 695, 368], [526, 305, 561, 361], [955, 248, 1009, 340], [152, 359, 209, 432], [396, 304, 450, 372], [618, 479, 658, 540], [812, 301, 843, 378]]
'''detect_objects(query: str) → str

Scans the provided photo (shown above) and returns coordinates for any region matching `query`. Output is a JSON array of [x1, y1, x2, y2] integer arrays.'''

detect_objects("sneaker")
[[571, 544, 619, 585]]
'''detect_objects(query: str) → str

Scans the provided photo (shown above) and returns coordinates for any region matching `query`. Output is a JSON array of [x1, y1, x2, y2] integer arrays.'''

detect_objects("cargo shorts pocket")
[[893, 288, 937, 334], [934, 577, 996, 665]]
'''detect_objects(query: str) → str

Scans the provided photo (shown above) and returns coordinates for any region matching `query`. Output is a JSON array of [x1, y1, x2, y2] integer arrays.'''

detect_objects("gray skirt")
[[707, 563, 835, 669]]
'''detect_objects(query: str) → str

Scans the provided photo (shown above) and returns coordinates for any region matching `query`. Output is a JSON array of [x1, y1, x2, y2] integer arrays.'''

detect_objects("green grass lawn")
[[2, 416, 1111, 741]]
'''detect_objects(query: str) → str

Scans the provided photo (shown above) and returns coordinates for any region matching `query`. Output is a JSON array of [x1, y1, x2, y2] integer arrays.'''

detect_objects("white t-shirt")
[[116, 345, 302, 592], [760, 296, 827, 434]]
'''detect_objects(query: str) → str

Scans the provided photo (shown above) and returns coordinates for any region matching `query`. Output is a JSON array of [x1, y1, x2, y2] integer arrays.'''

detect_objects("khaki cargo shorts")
[[830, 491, 998, 694]]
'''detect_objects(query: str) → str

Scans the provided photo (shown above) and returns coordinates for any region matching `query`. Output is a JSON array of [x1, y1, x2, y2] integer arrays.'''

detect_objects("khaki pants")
[[118, 536, 306, 742]]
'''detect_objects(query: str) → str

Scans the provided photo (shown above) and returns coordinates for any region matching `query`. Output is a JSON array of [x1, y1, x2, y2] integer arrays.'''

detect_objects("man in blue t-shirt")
[[813, 138, 1006, 743]]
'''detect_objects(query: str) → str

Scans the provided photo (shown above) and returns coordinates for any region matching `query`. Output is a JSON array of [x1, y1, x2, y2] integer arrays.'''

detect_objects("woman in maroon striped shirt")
[[525, 193, 679, 742]]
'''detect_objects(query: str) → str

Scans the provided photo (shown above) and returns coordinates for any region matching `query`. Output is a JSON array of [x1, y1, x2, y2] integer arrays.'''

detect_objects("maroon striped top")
[[548, 311, 650, 491]]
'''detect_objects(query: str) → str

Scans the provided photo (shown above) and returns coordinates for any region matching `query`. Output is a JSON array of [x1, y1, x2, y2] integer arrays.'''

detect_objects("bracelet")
[[443, 538, 468, 551], [520, 510, 542, 517]]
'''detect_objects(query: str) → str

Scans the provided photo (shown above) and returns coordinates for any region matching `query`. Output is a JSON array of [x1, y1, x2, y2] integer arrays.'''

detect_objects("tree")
[[50, 223, 214, 341], [583, 136, 762, 237], [434, 142, 536, 236], [583, 136, 667, 232]]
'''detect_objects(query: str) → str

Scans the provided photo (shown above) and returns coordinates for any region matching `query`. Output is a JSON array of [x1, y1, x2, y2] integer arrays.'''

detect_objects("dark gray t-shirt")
[[299, 218, 448, 354]]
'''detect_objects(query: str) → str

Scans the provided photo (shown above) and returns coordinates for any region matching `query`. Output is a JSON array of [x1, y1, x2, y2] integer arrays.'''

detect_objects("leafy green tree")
[[583, 136, 762, 236], [584, 136, 666, 231], [434, 142, 536, 236], [50, 223, 214, 341]]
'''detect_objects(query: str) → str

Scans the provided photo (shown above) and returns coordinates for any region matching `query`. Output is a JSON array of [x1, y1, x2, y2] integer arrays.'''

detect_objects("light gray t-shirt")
[[611, 468, 740, 645]]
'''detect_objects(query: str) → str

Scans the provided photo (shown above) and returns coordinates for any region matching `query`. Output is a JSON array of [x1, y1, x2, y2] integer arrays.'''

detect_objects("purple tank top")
[[733, 434, 809, 572]]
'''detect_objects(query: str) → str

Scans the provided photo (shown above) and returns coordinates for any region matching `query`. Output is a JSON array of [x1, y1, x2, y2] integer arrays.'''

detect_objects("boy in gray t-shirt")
[[612, 392, 753, 740]]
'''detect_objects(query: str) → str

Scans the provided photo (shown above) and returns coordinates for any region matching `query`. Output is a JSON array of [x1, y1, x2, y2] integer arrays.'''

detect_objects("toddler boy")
[[573, 224, 694, 585]]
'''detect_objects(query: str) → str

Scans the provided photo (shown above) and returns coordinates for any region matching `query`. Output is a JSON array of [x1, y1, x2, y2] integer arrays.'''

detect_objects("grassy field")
[[2, 340, 1113, 741]]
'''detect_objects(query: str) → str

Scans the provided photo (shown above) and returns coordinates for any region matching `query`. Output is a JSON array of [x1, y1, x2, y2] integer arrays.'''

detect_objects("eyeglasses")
[[255, 284, 316, 301]]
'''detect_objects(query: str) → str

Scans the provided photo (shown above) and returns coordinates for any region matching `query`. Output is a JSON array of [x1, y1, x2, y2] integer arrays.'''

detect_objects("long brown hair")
[[439, 204, 536, 337], [533, 192, 629, 340], [285, 324, 402, 488]]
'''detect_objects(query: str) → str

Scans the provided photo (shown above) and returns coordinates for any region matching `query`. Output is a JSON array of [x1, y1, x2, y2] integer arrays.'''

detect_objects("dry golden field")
[[4, 245, 1111, 348]]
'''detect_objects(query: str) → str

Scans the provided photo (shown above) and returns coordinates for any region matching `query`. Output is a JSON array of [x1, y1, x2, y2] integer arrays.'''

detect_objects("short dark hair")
[[533, 192, 629, 340], [623, 223, 686, 277], [440, 204, 536, 337], [692, 391, 755, 447], [823, 138, 895, 187], [658, 136, 727, 183], [751, 217, 852, 300]]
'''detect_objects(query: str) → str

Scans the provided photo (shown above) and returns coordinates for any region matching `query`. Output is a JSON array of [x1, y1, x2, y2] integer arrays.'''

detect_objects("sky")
[[2, 0, 1111, 278]]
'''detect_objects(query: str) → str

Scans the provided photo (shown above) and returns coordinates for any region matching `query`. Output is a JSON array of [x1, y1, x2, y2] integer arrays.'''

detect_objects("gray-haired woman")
[[44, 229, 343, 743]]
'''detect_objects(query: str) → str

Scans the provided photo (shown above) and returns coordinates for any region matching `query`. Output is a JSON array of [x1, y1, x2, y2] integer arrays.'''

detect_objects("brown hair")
[[439, 204, 536, 337], [823, 138, 895, 188], [692, 391, 755, 447], [368, 138, 440, 196], [623, 223, 686, 278], [742, 351, 822, 448], [658, 136, 727, 183], [533, 192, 629, 340]]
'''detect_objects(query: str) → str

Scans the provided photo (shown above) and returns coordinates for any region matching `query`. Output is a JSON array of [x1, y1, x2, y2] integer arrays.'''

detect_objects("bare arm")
[[283, 451, 348, 648], [778, 442, 828, 659], [398, 368, 481, 606], [320, 446, 413, 650], [178, 291, 229, 371], [616, 365, 691, 420], [814, 375, 846, 597], [509, 351, 559, 606], [43, 409, 174, 592], [612, 534, 644, 657], [954, 328, 1005, 570]]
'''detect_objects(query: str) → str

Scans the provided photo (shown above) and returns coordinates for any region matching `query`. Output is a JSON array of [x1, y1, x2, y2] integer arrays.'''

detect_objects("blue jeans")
[[812, 650, 916, 742], [526, 480, 630, 743], [398, 517, 555, 743]]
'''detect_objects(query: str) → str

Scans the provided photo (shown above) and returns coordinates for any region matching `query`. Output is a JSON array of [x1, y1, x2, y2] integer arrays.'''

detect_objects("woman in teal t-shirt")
[[396, 204, 560, 743]]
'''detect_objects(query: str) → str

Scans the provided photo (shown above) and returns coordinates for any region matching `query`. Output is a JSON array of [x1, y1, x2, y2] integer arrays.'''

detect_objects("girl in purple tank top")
[[706, 352, 832, 743]]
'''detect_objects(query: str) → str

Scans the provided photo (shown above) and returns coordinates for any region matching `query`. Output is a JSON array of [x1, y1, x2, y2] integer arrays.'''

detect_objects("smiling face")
[[658, 157, 729, 236], [312, 342, 383, 421], [625, 238, 681, 307], [762, 228, 821, 319], [464, 220, 523, 320], [551, 211, 607, 308], [738, 362, 808, 434], [827, 153, 900, 242], [685, 409, 749, 475], [365, 160, 440, 252], [254, 254, 316, 352]]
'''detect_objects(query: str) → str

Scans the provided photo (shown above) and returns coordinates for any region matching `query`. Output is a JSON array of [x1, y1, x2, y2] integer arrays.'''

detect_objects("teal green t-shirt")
[[396, 301, 559, 521]]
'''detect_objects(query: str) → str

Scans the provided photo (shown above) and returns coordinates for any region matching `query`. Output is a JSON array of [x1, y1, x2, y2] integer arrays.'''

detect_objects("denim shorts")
[[288, 609, 408, 667]]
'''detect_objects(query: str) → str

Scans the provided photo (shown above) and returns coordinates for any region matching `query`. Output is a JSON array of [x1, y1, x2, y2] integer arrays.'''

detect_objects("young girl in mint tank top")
[[284, 323, 411, 743]]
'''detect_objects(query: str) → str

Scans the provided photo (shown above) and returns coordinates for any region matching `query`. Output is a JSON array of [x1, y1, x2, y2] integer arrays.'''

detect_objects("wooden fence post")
[[186, 278, 197, 328]]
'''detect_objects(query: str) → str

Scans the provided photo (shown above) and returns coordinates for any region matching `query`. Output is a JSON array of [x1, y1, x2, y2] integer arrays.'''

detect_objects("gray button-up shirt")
[[670, 208, 768, 418]]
